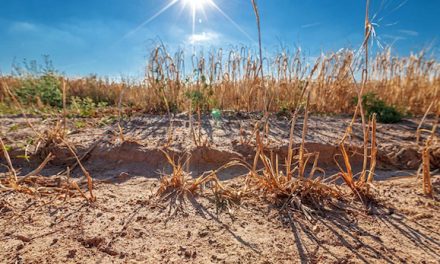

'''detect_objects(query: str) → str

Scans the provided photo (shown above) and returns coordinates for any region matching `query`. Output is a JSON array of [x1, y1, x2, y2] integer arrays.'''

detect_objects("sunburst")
[[182, 0, 212, 35], [121, 0, 255, 43]]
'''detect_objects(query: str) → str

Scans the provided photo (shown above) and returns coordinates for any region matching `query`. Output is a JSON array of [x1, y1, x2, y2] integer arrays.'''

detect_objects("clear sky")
[[0, 0, 439, 78]]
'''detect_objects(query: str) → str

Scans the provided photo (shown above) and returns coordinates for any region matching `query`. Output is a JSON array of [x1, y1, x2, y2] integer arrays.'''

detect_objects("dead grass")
[[336, 98, 379, 203], [156, 151, 240, 205], [1, 47, 438, 116], [420, 114, 439, 197], [0, 79, 96, 202], [242, 131, 342, 211], [235, 85, 344, 218], [0, 135, 89, 200]]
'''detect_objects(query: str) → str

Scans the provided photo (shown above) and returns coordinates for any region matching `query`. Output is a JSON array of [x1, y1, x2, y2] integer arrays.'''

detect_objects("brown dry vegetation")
[[1, 48, 439, 115]]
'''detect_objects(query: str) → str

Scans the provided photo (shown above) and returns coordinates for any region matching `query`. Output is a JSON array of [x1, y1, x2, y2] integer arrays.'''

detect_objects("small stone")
[[184, 250, 192, 259], [15, 235, 31, 243], [51, 238, 59, 245], [198, 230, 209, 238], [67, 249, 76, 258], [312, 225, 320, 233]]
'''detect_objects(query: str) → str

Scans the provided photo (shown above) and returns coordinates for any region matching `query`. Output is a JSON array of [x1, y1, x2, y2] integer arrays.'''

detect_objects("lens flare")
[[119, 0, 255, 45], [183, 0, 210, 10], [182, 0, 212, 36]]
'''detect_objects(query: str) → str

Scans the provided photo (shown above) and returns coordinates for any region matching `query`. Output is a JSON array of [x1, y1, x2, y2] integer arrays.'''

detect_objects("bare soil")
[[0, 113, 439, 263]]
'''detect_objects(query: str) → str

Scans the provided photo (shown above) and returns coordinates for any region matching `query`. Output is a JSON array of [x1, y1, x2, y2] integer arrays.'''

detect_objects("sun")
[[121, 0, 254, 44], [181, 0, 214, 36], [183, 0, 210, 10]]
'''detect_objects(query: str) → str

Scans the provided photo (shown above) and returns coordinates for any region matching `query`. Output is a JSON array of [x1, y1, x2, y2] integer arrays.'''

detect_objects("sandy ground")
[[1, 113, 439, 263], [1, 113, 439, 177], [0, 176, 439, 264]]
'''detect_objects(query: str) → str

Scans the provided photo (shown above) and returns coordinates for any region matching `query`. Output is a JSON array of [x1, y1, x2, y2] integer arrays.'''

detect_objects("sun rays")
[[122, 0, 254, 44]]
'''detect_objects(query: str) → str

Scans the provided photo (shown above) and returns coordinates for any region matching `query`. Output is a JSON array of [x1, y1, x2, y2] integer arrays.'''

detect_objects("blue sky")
[[0, 0, 439, 77]]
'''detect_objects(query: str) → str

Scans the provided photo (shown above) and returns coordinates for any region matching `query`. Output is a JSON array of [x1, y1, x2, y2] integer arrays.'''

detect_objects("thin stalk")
[[360, 0, 371, 182], [298, 91, 311, 179], [251, 0, 264, 80]]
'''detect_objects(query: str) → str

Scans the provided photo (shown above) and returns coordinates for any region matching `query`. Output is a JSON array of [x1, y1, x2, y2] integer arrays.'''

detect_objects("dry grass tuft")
[[156, 151, 239, 204], [241, 129, 342, 220], [238, 89, 343, 218], [419, 112, 438, 197], [0, 135, 92, 200], [0, 79, 95, 202], [336, 112, 379, 205]]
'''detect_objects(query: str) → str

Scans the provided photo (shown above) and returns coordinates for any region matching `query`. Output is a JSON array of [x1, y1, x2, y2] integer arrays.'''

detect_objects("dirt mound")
[[86, 141, 245, 179], [83, 139, 369, 179], [1, 115, 438, 179]]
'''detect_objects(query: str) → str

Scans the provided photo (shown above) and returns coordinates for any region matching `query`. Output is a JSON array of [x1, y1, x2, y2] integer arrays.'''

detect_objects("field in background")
[[1, 47, 439, 116]]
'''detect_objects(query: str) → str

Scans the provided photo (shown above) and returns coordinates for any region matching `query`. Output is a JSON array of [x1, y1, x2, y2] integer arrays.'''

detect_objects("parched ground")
[[0, 176, 439, 264], [0, 113, 439, 263]]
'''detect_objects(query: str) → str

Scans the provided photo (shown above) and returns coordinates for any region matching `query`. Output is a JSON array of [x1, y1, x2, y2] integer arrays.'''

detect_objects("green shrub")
[[276, 100, 296, 117], [70, 96, 108, 117], [15, 74, 62, 107], [13, 56, 63, 108], [184, 74, 217, 111], [354, 92, 402, 123], [70, 96, 96, 117], [185, 90, 204, 107]]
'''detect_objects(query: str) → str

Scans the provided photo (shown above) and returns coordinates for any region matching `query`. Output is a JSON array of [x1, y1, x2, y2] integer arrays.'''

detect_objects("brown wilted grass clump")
[[336, 116, 378, 203], [237, 90, 344, 218], [0, 80, 96, 202], [242, 132, 342, 215], [156, 151, 239, 204], [417, 110, 439, 197], [0, 135, 93, 200]]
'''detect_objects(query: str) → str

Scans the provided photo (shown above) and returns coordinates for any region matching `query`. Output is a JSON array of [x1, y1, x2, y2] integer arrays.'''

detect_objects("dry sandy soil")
[[0, 113, 439, 263]]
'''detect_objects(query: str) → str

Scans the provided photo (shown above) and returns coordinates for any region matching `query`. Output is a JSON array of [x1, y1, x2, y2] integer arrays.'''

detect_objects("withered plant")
[[416, 109, 439, 197], [239, 86, 342, 219], [2, 44, 438, 116], [156, 150, 240, 205], [0, 135, 92, 200], [0, 79, 95, 202]]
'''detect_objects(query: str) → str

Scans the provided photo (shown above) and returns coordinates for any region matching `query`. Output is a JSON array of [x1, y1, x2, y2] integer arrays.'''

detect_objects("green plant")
[[70, 96, 96, 117], [355, 92, 402, 123], [70, 97, 107, 117], [12, 57, 63, 108], [15, 74, 62, 107], [0, 103, 8, 114], [276, 101, 295, 117], [74, 120, 87, 129], [3, 144, 12, 152], [185, 90, 204, 108], [8, 124, 20, 132], [98, 116, 116, 127], [184, 74, 217, 112]]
